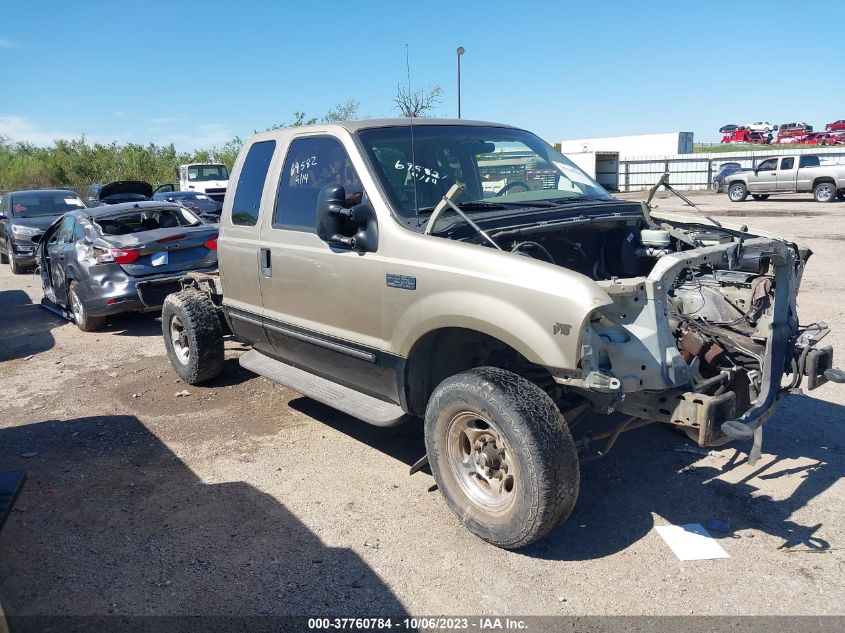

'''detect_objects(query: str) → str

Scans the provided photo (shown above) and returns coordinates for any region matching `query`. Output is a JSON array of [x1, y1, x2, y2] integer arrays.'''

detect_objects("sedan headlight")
[[12, 225, 41, 238]]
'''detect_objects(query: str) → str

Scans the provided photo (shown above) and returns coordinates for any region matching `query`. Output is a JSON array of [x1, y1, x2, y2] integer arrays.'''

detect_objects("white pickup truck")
[[177, 162, 230, 203], [725, 154, 845, 202]]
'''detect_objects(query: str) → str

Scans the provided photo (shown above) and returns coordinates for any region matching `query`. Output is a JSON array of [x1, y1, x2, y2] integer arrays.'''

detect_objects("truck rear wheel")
[[728, 182, 748, 202], [837, 191, 845, 201], [751, 194, 770, 200], [424, 367, 579, 549], [813, 181, 836, 203], [162, 289, 224, 384]]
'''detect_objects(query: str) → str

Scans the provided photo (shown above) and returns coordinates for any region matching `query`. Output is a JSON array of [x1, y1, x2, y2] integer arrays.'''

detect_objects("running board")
[[239, 349, 407, 427]]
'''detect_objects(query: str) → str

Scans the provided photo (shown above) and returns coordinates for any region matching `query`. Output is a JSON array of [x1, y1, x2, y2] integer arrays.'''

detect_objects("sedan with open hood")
[[37, 201, 218, 331]]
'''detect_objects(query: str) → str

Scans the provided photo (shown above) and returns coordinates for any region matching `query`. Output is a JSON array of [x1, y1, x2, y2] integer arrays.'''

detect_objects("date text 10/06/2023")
[[307, 617, 529, 630]]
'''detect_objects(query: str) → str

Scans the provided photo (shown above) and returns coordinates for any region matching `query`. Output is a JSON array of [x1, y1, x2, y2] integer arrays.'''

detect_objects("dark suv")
[[0, 189, 86, 273]]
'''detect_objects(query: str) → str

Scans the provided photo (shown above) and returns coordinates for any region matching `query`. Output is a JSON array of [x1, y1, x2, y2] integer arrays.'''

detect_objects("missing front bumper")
[[617, 389, 736, 447]]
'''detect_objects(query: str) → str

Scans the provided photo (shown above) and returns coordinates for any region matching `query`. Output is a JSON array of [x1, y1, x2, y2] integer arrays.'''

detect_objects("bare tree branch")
[[394, 84, 442, 118]]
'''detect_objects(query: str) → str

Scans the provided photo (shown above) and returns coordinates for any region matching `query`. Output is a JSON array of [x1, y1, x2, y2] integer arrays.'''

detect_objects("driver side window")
[[56, 216, 76, 244]]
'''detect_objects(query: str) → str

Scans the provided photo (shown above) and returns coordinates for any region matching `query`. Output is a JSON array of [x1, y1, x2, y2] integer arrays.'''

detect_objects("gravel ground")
[[0, 191, 843, 618]]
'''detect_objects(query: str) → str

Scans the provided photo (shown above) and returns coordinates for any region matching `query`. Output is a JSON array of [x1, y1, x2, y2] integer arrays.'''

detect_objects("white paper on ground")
[[654, 523, 730, 561]]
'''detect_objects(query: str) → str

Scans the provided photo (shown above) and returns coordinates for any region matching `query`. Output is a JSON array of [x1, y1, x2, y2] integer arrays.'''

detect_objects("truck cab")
[[178, 163, 229, 203]]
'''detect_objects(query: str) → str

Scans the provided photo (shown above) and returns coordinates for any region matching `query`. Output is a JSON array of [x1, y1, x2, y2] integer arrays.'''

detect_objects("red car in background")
[[800, 132, 844, 146], [825, 120, 845, 131], [721, 127, 771, 144]]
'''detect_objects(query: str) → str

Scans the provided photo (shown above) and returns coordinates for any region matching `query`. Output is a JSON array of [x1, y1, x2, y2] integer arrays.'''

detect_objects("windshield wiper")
[[417, 200, 511, 214]]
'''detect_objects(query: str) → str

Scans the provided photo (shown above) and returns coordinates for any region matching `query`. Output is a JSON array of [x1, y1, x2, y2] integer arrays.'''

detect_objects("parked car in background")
[[774, 133, 810, 145], [721, 128, 770, 144], [747, 121, 776, 132], [725, 154, 845, 203], [85, 183, 103, 206], [712, 162, 744, 192], [799, 132, 841, 146], [777, 122, 813, 140], [37, 201, 218, 331], [0, 189, 86, 273], [150, 190, 222, 221], [95, 180, 155, 205], [825, 120, 845, 132]]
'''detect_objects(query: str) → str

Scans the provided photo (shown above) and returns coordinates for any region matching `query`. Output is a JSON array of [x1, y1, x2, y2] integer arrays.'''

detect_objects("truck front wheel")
[[162, 289, 224, 384], [813, 181, 836, 203], [728, 182, 749, 202], [424, 367, 579, 549]]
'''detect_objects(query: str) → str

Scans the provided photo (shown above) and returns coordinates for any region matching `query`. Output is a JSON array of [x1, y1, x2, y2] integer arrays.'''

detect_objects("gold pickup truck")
[[157, 119, 843, 549]]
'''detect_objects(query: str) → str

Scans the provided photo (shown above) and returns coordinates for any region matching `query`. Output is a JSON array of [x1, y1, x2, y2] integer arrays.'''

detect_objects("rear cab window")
[[273, 136, 364, 232], [230, 141, 276, 226], [799, 156, 820, 168]]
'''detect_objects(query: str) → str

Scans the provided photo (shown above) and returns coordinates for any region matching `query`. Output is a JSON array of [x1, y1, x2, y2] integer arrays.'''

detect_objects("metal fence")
[[617, 146, 845, 192]]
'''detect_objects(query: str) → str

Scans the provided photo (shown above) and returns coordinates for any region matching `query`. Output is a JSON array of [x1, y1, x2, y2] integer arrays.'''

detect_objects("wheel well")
[[813, 177, 835, 189], [403, 327, 554, 416]]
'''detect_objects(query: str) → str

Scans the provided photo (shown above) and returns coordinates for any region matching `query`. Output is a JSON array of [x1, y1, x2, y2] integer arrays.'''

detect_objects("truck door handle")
[[260, 248, 272, 278]]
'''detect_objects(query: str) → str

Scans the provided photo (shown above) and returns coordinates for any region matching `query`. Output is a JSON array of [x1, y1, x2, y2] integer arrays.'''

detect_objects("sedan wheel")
[[69, 282, 105, 332]]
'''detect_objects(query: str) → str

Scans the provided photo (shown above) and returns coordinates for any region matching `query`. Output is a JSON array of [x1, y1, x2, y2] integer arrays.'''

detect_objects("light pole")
[[456, 46, 465, 119]]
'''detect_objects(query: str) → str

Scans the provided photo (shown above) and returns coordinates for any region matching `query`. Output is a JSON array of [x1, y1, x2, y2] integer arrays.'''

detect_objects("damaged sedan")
[[38, 201, 218, 331]]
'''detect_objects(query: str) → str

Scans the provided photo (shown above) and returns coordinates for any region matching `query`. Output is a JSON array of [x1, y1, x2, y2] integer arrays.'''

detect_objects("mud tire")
[[424, 366, 579, 549], [162, 288, 224, 384]]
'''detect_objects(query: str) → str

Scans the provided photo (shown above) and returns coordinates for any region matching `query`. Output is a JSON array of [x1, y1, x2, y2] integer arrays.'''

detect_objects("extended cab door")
[[749, 158, 778, 192], [257, 133, 392, 401], [796, 155, 821, 191], [218, 139, 278, 353], [776, 157, 796, 191]]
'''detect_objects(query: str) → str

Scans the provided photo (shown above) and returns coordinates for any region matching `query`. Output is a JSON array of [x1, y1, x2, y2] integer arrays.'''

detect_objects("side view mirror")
[[0, 212, 6, 220], [30, 233, 42, 244], [316, 185, 378, 253]]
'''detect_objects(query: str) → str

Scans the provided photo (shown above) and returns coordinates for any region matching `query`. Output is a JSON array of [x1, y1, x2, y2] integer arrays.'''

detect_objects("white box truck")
[[178, 162, 229, 203]]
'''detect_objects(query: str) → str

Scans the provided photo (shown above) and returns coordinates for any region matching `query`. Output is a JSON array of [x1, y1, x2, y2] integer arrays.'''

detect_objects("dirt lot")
[[1, 192, 844, 618]]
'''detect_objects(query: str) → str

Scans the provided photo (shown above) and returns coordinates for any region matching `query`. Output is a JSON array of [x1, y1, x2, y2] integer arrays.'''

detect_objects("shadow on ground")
[[102, 311, 164, 337], [0, 415, 409, 618], [525, 393, 845, 560], [0, 289, 65, 362], [290, 392, 843, 561]]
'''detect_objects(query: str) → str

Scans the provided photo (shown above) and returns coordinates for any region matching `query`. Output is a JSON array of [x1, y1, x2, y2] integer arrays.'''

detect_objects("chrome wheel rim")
[[446, 411, 516, 512], [729, 185, 743, 200], [70, 290, 84, 324], [817, 184, 833, 201], [169, 315, 190, 364]]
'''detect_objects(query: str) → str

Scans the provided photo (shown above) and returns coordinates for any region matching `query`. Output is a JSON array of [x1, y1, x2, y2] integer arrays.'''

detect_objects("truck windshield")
[[357, 125, 612, 218], [187, 165, 229, 181]]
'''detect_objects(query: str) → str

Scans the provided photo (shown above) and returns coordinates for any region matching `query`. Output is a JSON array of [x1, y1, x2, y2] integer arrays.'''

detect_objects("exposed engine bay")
[[430, 186, 843, 458]]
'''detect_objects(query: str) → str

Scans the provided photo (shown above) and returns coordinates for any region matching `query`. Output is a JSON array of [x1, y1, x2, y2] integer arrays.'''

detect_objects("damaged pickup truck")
[[157, 119, 844, 549]]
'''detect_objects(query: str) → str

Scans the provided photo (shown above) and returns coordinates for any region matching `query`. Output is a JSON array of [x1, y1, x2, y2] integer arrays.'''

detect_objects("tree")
[[394, 84, 442, 118]]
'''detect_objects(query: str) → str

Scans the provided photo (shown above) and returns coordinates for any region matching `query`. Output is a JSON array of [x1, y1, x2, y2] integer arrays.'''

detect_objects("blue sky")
[[1, 0, 844, 151]]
